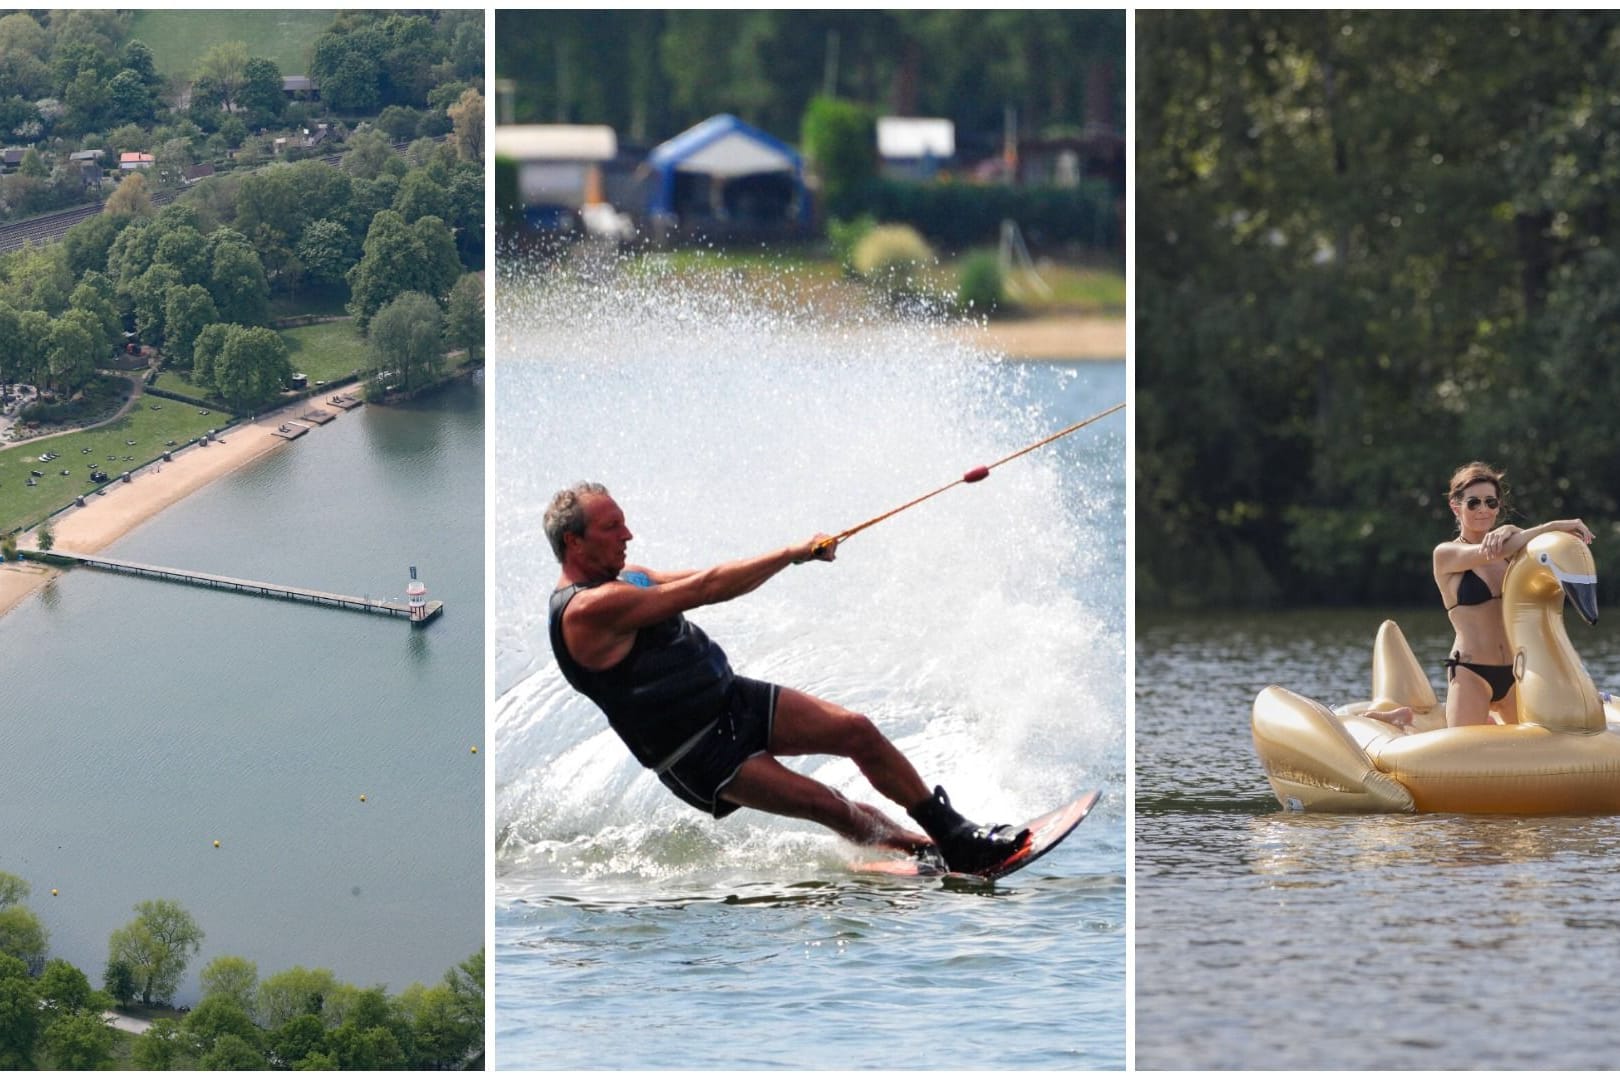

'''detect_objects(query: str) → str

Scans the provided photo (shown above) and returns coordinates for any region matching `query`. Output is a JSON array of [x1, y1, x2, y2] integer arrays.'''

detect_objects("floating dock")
[[45, 550, 443, 624]]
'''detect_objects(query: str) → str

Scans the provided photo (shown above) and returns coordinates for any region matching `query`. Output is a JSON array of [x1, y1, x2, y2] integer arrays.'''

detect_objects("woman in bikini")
[[1430, 462, 1592, 727]]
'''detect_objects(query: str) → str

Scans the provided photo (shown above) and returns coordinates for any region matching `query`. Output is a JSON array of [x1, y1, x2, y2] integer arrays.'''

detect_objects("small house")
[[645, 114, 811, 240], [877, 117, 955, 181]]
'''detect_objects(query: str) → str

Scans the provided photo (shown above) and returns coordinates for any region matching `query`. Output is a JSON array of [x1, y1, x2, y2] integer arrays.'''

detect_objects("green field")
[[129, 10, 337, 76], [0, 394, 227, 535], [281, 320, 367, 386]]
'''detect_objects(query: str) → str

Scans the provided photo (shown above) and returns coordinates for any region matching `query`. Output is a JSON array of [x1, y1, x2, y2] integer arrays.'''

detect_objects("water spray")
[[815, 400, 1126, 555]]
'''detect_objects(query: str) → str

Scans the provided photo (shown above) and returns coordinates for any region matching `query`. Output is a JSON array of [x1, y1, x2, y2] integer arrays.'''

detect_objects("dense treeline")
[[495, 11, 1124, 154], [0, 10, 483, 223], [0, 869, 481, 1070], [1137, 11, 1620, 609]]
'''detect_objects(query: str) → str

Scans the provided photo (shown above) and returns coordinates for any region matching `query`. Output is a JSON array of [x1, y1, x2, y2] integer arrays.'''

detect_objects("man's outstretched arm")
[[575, 535, 837, 638]]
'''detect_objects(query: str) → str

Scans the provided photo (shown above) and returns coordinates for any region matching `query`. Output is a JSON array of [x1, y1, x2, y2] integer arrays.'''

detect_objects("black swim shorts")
[[656, 676, 777, 819]]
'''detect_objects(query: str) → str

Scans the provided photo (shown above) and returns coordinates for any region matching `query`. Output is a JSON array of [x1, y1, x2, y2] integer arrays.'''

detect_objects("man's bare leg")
[[720, 753, 931, 851]]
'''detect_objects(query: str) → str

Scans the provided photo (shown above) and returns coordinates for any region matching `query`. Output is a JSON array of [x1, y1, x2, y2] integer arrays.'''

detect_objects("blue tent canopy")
[[647, 114, 811, 225]]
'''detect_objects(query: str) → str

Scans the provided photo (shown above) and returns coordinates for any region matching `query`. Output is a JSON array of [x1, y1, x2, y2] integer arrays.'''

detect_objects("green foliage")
[[198, 955, 259, 1015], [106, 898, 204, 1006], [956, 250, 1005, 313], [445, 273, 483, 362], [860, 178, 1117, 254], [0, 906, 48, 975], [367, 290, 444, 394], [1137, 11, 1620, 607], [40, 1011, 116, 1070], [255, 966, 336, 1030], [164, 284, 219, 367], [129, 1017, 185, 1070], [37, 959, 106, 1017], [800, 96, 875, 219], [346, 211, 460, 328], [207, 324, 292, 410], [850, 224, 935, 298], [33, 518, 54, 553], [0, 952, 42, 1068]]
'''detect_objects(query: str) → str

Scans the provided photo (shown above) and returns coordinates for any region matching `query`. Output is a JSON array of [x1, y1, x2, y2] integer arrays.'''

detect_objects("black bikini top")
[[1446, 568, 1498, 610]]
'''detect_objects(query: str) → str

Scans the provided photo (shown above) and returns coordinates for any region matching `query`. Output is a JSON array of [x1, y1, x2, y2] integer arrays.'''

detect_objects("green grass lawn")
[[130, 10, 336, 76], [270, 287, 350, 320], [150, 369, 220, 402], [281, 320, 367, 386], [0, 393, 227, 535]]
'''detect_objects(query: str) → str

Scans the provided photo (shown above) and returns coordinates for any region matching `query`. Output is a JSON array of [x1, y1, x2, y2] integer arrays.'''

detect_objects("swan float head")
[[1505, 531, 1603, 733]]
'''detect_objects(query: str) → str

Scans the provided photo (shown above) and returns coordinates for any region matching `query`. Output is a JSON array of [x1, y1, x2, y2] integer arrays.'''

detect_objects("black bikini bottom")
[[1445, 653, 1515, 702]]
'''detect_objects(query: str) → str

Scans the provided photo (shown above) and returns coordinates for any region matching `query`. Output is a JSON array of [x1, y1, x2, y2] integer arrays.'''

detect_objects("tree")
[[191, 322, 233, 387], [367, 290, 443, 394], [69, 283, 122, 348], [40, 1012, 116, 1070], [208, 240, 270, 326], [105, 899, 204, 1006], [198, 955, 258, 1014], [0, 907, 48, 976], [201, 1033, 268, 1070], [15, 310, 51, 387], [101, 958, 136, 1006], [296, 219, 355, 289], [33, 519, 54, 554], [37, 959, 105, 1017], [211, 324, 291, 410], [104, 68, 156, 128], [63, 213, 132, 278], [342, 128, 396, 181], [448, 87, 483, 162], [255, 966, 337, 1029], [130, 1018, 187, 1071], [0, 870, 27, 907], [445, 273, 483, 362], [131, 263, 180, 347], [0, 954, 41, 1068], [163, 285, 219, 368], [269, 1013, 328, 1068], [195, 41, 251, 113], [393, 169, 449, 225], [104, 171, 153, 218], [184, 994, 263, 1054], [800, 96, 876, 219], [46, 310, 102, 393], [239, 56, 284, 124], [346, 211, 457, 329], [155, 225, 210, 286]]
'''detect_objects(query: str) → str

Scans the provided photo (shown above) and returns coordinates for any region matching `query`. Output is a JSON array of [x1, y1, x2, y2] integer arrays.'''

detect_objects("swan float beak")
[[1563, 576, 1599, 626]]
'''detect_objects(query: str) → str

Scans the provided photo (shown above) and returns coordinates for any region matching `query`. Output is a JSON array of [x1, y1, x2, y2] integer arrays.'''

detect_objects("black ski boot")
[[907, 785, 1028, 875]]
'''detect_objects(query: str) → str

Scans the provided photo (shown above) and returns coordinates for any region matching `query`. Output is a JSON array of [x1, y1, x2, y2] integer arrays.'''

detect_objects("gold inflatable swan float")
[[1252, 530, 1620, 813]]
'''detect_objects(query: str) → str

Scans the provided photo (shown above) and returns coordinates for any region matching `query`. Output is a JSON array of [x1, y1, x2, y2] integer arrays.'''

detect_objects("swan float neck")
[[1503, 531, 1603, 735]]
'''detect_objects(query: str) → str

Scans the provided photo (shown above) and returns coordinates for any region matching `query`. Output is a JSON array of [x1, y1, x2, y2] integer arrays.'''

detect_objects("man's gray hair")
[[544, 481, 610, 562]]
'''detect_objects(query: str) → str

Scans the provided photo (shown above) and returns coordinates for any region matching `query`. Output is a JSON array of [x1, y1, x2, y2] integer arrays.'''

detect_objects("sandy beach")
[[954, 313, 1126, 361], [0, 398, 358, 619]]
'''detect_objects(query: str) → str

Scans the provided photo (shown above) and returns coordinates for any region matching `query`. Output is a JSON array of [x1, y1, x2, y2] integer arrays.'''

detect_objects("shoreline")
[[951, 313, 1125, 361], [0, 393, 360, 620]]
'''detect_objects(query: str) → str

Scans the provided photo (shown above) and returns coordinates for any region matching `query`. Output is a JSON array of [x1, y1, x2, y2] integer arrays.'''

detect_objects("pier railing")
[[33, 549, 443, 624]]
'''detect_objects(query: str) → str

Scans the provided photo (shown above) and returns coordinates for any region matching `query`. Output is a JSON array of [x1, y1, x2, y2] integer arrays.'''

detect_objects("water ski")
[[851, 790, 1101, 881]]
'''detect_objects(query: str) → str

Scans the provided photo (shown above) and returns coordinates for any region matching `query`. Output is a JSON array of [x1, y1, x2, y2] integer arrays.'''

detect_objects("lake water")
[[492, 273, 1125, 1069], [0, 379, 484, 1003], [1136, 606, 1620, 1069]]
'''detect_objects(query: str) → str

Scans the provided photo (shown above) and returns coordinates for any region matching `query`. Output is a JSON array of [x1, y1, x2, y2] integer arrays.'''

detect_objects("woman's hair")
[[1447, 461, 1505, 503]]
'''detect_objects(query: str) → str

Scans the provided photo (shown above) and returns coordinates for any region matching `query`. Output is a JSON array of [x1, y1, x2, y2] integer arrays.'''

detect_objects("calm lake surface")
[[1136, 606, 1620, 1070], [493, 274, 1124, 1069], [0, 379, 484, 1003]]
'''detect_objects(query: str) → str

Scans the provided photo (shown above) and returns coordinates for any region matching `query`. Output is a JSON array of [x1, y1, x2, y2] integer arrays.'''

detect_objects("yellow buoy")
[[471, 746, 478, 754], [213, 840, 220, 848], [50, 889, 57, 896], [360, 794, 367, 802]]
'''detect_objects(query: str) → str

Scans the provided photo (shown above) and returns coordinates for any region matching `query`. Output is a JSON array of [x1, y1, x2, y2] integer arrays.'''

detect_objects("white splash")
[[494, 257, 1122, 880]]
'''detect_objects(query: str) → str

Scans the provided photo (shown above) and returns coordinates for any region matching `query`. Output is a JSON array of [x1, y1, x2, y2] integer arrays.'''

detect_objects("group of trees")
[[0, 869, 483, 1070], [125, 949, 484, 1070], [1138, 11, 1620, 608], [498, 11, 1125, 154], [0, 10, 485, 225], [0, 97, 483, 407]]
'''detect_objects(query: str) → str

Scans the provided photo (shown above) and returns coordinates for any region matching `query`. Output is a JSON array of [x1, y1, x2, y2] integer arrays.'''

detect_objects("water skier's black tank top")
[[549, 573, 734, 770], [1446, 568, 1498, 610]]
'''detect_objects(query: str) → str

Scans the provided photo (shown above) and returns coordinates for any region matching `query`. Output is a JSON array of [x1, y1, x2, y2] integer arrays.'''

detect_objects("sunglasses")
[[1462, 496, 1500, 511]]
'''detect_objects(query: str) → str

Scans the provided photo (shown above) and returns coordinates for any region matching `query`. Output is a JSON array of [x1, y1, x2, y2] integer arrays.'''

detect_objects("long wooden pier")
[[45, 550, 443, 624]]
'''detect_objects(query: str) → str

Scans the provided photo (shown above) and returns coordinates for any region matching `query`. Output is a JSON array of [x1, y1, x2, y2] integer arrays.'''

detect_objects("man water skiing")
[[545, 481, 1028, 875]]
